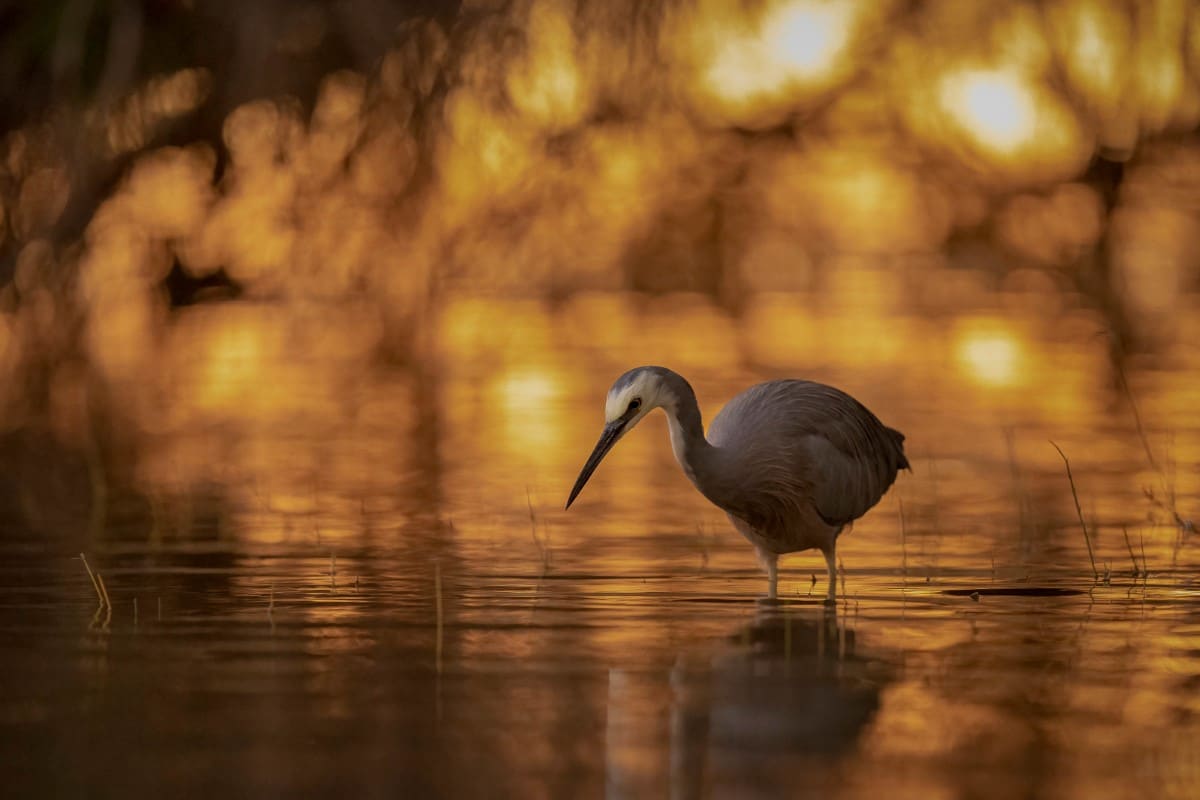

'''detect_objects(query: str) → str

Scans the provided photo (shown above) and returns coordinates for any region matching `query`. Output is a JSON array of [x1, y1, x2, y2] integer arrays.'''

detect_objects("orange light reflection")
[[688, 0, 862, 126], [940, 69, 1038, 155]]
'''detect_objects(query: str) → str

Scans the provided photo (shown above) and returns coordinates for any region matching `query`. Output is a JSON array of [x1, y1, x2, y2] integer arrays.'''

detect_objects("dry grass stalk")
[[1050, 441, 1099, 579]]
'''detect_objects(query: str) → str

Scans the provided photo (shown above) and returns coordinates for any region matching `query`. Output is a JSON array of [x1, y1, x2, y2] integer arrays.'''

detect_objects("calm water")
[[2, 297, 1199, 798]]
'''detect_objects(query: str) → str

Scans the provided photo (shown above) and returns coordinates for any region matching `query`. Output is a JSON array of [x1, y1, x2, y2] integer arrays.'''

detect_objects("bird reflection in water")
[[606, 606, 891, 798]]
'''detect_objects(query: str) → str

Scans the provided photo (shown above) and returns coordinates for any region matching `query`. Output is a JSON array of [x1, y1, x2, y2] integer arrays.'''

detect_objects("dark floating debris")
[[943, 587, 1084, 598]]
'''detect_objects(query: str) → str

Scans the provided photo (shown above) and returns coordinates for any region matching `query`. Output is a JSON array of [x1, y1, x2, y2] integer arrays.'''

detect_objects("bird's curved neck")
[[662, 386, 713, 484]]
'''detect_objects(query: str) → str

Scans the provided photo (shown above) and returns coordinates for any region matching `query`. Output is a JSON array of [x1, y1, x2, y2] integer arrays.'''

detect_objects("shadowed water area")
[[2, 298, 1198, 799]]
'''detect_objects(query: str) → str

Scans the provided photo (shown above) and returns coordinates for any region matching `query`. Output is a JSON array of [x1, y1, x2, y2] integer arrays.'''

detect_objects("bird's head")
[[566, 367, 672, 509]]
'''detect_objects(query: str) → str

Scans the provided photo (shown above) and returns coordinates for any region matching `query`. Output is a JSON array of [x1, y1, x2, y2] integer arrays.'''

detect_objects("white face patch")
[[604, 372, 661, 424], [604, 382, 639, 423]]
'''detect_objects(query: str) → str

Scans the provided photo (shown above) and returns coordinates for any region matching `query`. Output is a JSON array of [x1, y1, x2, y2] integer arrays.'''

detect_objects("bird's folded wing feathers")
[[709, 380, 907, 528]]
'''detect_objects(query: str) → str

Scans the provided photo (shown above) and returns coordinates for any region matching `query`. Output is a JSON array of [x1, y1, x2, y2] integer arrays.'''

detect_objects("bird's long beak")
[[566, 419, 626, 509]]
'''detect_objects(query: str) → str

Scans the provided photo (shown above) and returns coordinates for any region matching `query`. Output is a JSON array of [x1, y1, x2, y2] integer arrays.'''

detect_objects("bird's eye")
[[628, 398, 642, 412]]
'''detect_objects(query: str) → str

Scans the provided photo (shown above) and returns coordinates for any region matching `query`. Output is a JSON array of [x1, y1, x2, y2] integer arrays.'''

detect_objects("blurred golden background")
[[0, 0, 1197, 549], [3, 6, 1200, 797]]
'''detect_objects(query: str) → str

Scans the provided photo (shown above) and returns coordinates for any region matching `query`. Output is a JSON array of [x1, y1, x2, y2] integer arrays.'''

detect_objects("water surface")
[[2, 297, 1198, 798]]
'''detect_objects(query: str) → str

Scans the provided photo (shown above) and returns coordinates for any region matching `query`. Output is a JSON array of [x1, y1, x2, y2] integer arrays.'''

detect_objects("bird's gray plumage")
[[706, 380, 908, 532], [567, 366, 909, 600]]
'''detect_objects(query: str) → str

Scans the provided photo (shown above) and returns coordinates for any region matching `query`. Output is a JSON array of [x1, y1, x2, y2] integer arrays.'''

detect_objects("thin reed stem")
[[1050, 441, 1098, 579]]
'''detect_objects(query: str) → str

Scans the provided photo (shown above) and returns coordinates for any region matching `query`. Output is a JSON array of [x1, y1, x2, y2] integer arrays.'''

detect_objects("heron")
[[565, 366, 909, 602]]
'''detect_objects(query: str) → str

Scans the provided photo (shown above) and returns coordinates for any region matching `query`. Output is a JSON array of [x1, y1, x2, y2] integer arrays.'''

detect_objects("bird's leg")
[[756, 548, 779, 600], [823, 546, 838, 604]]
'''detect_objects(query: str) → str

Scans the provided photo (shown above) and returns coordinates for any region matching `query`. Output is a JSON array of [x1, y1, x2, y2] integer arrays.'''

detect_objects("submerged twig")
[[527, 488, 550, 572], [96, 573, 112, 629], [79, 553, 112, 629], [1139, 529, 1147, 579], [1049, 441, 1098, 579], [1121, 526, 1140, 576], [79, 553, 104, 607]]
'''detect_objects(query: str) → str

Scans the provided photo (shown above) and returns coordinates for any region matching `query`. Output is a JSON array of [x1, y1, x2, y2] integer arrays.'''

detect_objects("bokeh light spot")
[[698, 0, 858, 125], [956, 325, 1024, 387], [940, 69, 1038, 154], [764, 1, 852, 76]]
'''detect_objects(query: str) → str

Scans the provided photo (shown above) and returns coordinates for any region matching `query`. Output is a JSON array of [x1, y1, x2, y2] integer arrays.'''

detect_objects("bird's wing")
[[800, 432, 895, 526], [709, 381, 907, 528]]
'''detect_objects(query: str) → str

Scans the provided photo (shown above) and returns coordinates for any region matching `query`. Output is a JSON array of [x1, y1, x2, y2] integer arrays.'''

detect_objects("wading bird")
[[566, 367, 909, 602]]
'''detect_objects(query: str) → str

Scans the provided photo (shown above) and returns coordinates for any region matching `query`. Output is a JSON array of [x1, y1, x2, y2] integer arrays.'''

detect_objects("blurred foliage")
[[0, 1, 458, 126], [1, 0, 1200, 519]]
